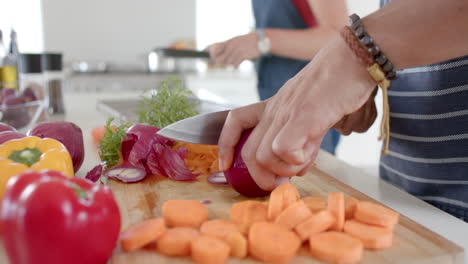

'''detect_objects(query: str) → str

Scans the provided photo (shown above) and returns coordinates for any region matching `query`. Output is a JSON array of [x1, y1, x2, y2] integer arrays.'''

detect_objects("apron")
[[251, 0, 340, 154], [380, 0, 468, 222]]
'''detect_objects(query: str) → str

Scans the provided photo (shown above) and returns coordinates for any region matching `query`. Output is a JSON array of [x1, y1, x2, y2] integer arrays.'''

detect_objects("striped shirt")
[[380, 0, 468, 222]]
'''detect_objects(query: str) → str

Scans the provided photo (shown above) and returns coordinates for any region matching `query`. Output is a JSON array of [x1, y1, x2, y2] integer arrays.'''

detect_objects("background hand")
[[207, 33, 259, 67]]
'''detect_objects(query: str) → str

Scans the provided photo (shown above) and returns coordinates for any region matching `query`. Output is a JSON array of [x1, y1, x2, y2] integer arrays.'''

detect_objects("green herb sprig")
[[98, 118, 131, 169], [136, 77, 199, 128]]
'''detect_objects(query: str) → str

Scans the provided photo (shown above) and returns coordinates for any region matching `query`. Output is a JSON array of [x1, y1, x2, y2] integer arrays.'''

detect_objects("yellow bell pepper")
[[0, 136, 74, 197]]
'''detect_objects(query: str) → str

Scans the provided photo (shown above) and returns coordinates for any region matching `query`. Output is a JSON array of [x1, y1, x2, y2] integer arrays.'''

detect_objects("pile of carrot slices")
[[119, 183, 399, 264], [174, 142, 219, 175]]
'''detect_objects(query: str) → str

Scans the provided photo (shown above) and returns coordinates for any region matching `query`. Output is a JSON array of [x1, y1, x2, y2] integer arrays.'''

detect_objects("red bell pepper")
[[0, 170, 121, 264]]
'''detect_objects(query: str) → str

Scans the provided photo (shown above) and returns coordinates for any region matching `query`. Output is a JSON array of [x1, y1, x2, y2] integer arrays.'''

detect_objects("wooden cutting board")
[[109, 168, 464, 264]]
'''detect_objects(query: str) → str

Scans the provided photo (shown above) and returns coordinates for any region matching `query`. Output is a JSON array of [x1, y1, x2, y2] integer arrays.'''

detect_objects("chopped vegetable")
[[328, 192, 345, 231], [28, 121, 85, 173], [156, 227, 199, 256], [354, 201, 399, 229], [200, 220, 240, 240], [103, 165, 146, 183], [249, 222, 301, 264], [345, 196, 359, 220], [162, 200, 208, 228], [268, 183, 300, 221], [191, 235, 230, 264], [224, 231, 248, 258], [294, 210, 335, 241], [120, 218, 166, 252], [136, 77, 199, 128], [175, 142, 219, 175], [274, 199, 312, 230], [224, 129, 270, 197], [344, 220, 394, 249], [309, 232, 363, 264], [302, 196, 327, 213], [98, 118, 131, 169], [207, 172, 228, 184], [85, 163, 105, 183], [230, 200, 268, 234]]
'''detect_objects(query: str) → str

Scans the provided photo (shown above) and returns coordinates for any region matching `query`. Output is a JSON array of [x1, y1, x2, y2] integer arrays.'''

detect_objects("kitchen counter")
[[1, 91, 467, 263]]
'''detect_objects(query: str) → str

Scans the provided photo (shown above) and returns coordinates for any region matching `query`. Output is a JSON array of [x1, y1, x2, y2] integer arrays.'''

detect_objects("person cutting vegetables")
[[208, 0, 348, 155], [218, 0, 468, 222]]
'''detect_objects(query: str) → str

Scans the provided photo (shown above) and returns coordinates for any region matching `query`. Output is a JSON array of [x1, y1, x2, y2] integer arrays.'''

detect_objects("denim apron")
[[252, 0, 340, 154], [380, 0, 468, 222]]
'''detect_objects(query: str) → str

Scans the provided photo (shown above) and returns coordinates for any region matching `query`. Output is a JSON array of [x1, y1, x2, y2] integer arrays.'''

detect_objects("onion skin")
[[224, 129, 270, 197], [28, 121, 85, 173]]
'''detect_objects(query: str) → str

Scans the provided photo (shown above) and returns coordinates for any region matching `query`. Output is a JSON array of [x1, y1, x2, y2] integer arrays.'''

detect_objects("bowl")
[[0, 99, 47, 132]]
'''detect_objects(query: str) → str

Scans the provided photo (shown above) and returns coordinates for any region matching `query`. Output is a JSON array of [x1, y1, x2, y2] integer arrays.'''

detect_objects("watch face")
[[258, 38, 270, 54]]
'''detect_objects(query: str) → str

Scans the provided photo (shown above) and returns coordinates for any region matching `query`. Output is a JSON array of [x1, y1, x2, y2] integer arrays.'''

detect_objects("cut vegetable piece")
[[200, 220, 240, 240], [120, 218, 166, 252], [191, 235, 230, 264], [344, 220, 393, 249], [224, 231, 248, 258], [207, 172, 228, 185], [354, 201, 399, 229], [162, 200, 208, 228], [268, 183, 300, 221], [156, 227, 199, 256], [327, 192, 345, 231], [302, 197, 327, 213], [309, 231, 363, 264], [104, 165, 147, 183], [275, 200, 312, 230], [294, 210, 335, 242], [230, 200, 268, 234], [249, 222, 301, 264], [345, 197, 359, 220]]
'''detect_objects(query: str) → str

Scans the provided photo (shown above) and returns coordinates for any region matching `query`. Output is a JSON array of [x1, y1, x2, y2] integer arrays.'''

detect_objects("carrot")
[[294, 210, 335, 241], [327, 192, 345, 231], [91, 125, 113, 144], [249, 222, 301, 264], [345, 197, 359, 220], [224, 231, 248, 258], [309, 231, 363, 264], [191, 235, 230, 264], [200, 219, 240, 240], [354, 201, 399, 229], [156, 227, 199, 256], [343, 220, 393, 249], [268, 183, 300, 221], [302, 197, 327, 213], [120, 218, 166, 252], [175, 142, 219, 175], [230, 200, 268, 234], [162, 200, 208, 228], [275, 200, 312, 230]]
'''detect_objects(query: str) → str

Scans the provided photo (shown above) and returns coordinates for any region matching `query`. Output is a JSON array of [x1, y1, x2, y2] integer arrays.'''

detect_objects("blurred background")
[[0, 0, 381, 175]]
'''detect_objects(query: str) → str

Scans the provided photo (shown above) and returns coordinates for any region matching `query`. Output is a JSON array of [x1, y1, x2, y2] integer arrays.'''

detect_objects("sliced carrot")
[[191, 235, 230, 264], [120, 218, 166, 252], [302, 197, 327, 213], [200, 219, 240, 240], [345, 196, 359, 220], [230, 200, 268, 234], [294, 210, 335, 242], [91, 125, 113, 144], [344, 220, 393, 249], [224, 231, 248, 258], [309, 231, 363, 264], [162, 200, 208, 228], [327, 192, 345, 231], [175, 142, 219, 175], [249, 222, 301, 264], [354, 201, 399, 229], [156, 227, 199, 256], [268, 183, 300, 221], [275, 200, 312, 230]]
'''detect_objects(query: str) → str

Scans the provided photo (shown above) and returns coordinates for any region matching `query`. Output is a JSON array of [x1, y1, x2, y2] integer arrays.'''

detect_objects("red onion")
[[85, 163, 105, 183], [103, 164, 147, 183], [0, 122, 16, 133], [224, 129, 270, 197], [207, 172, 228, 185], [0, 131, 25, 145], [28, 121, 84, 173]]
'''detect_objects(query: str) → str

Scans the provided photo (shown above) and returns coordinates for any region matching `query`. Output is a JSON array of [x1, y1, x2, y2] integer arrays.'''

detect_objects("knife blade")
[[156, 110, 230, 145]]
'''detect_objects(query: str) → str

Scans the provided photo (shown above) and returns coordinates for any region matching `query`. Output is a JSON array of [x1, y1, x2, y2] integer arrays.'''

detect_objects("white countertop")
[[61, 91, 468, 263]]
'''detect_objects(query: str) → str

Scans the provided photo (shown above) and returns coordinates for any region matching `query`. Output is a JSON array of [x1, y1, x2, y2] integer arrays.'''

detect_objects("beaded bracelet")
[[340, 14, 395, 155]]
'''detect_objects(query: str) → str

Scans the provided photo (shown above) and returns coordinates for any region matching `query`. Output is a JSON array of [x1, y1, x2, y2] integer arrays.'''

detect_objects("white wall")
[[41, 0, 196, 65]]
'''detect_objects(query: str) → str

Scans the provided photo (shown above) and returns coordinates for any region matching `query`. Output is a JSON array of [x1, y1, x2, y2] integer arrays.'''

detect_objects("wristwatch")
[[256, 29, 271, 55]]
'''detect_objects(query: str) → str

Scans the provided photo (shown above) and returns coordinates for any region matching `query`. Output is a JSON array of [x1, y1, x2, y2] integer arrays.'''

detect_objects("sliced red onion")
[[200, 200, 212, 205], [85, 163, 105, 183], [207, 172, 228, 185], [149, 144, 199, 181], [104, 165, 147, 183]]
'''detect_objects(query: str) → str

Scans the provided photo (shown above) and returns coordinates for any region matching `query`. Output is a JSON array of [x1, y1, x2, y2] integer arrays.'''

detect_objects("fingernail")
[[291, 149, 305, 163], [218, 159, 226, 171]]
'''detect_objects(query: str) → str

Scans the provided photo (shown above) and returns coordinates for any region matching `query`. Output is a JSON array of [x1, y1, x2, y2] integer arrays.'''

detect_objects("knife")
[[156, 110, 230, 145]]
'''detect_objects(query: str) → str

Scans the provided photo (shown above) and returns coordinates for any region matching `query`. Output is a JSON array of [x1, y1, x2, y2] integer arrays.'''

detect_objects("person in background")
[[208, 0, 349, 155], [217, 0, 468, 222]]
